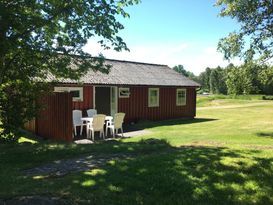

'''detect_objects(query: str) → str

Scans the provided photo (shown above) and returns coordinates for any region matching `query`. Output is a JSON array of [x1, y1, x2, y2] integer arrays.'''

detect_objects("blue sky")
[[84, 0, 240, 74]]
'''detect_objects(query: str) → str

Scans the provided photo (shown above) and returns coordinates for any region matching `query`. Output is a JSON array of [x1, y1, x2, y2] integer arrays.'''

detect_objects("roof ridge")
[[60, 53, 167, 67], [104, 58, 167, 67]]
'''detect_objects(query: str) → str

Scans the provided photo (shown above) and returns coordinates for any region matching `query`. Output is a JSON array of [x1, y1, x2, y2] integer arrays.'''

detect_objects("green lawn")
[[196, 94, 266, 107], [1, 99, 273, 204]]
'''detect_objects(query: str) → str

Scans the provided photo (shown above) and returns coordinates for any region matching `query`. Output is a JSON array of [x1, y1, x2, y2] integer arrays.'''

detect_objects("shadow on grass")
[[2, 139, 271, 205], [81, 145, 271, 205], [63, 140, 273, 204], [256, 132, 273, 138]]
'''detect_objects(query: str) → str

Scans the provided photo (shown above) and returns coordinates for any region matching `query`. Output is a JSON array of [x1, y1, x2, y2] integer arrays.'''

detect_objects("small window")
[[54, 87, 83, 101], [70, 90, 80, 98], [176, 88, 186, 106], [148, 88, 159, 107], [119, 88, 130, 98]]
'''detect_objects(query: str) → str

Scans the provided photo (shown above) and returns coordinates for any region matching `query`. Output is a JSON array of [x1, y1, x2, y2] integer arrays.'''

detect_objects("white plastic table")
[[81, 116, 113, 135], [81, 116, 113, 123], [105, 116, 113, 121], [81, 117, 93, 123]]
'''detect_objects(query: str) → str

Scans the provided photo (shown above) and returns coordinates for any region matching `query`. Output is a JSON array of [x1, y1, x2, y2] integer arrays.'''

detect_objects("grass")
[[1, 98, 273, 204], [197, 94, 267, 107], [129, 101, 273, 148]]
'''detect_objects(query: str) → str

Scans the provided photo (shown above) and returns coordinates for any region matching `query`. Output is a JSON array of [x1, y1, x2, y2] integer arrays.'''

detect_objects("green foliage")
[[199, 67, 211, 92], [173, 65, 200, 84], [258, 66, 273, 95], [198, 62, 273, 96], [0, 0, 139, 137], [0, 81, 49, 140], [216, 0, 273, 61], [262, 95, 273, 100], [226, 66, 249, 95], [217, 32, 244, 60], [198, 66, 227, 94], [173, 64, 198, 81], [209, 67, 227, 94], [173, 65, 187, 75], [209, 69, 218, 93], [226, 63, 270, 95]]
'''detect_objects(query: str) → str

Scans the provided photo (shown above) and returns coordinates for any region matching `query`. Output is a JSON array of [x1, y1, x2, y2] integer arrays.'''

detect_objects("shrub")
[[262, 95, 273, 100]]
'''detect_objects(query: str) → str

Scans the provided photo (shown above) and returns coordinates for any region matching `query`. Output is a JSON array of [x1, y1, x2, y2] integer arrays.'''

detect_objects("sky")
[[83, 0, 241, 75]]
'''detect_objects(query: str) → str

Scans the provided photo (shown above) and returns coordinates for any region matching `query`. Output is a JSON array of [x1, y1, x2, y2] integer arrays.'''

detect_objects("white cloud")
[[181, 46, 242, 74], [83, 39, 241, 75]]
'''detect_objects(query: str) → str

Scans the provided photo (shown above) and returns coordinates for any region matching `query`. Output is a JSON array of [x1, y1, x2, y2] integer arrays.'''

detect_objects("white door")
[[110, 87, 118, 116]]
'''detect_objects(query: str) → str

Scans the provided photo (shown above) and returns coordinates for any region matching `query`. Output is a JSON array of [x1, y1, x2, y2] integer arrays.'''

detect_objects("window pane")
[[151, 90, 157, 97], [70, 90, 80, 98], [119, 88, 130, 98], [151, 96, 156, 104], [177, 90, 186, 105], [149, 89, 158, 106]]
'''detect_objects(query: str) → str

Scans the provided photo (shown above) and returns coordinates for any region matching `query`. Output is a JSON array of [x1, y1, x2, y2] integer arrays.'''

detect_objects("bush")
[[262, 95, 273, 100]]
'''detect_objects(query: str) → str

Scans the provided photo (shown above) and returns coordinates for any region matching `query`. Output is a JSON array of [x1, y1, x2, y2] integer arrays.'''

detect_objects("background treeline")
[[173, 63, 273, 95]]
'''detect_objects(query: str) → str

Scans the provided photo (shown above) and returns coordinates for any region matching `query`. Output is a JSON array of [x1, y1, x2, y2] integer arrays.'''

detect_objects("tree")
[[243, 62, 261, 94], [209, 67, 227, 94], [0, 0, 139, 138], [173, 65, 188, 76], [216, 0, 273, 62], [173, 65, 198, 81], [258, 65, 273, 94], [226, 67, 244, 95], [209, 69, 219, 94], [226, 63, 259, 95], [199, 67, 212, 92]]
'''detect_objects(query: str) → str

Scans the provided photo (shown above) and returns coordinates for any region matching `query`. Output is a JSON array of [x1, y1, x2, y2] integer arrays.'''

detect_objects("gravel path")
[[0, 196, 64, 205], [23, 153, 133, 177]]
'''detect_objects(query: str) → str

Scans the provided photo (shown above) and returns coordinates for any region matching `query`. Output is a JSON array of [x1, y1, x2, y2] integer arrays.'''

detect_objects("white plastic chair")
[[73, 110, 84, 137], [87, 109, 97, 117], [87, 114, 106, 141], [106, 113, 125, 138]]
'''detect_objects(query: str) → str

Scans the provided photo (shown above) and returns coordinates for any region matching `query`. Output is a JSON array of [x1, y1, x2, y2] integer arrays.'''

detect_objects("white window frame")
[[148, 88, 159, 107], [176, 88, 186, 106], [119, 87, 130, 98], [111, 86, 118, 116], [54, 87, 83, 102]]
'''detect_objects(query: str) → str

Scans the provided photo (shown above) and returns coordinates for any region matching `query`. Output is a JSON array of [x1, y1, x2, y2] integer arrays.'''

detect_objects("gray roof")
[[48, 59, 200, 87]]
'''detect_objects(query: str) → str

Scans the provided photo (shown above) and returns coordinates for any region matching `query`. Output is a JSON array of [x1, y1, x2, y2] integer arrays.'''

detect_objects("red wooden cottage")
[[26, 59, 200, 141]]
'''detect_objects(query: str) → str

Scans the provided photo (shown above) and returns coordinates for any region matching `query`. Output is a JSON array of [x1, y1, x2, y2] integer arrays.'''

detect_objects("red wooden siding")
[[72, 85, 93, 110], [118, 87, 196, 123], [70, 85, 196, 123], [25, 85, 196, 142], [36, 93, 73, 141]]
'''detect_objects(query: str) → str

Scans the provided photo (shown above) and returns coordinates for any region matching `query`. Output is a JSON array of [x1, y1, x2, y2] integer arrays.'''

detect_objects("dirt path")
[[23, 153, 134, 178], [197, 101, 273, 110]]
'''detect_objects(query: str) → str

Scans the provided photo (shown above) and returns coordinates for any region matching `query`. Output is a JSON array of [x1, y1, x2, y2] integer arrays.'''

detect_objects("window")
[[70, 90, 80, 98], [54, 87, 83, 101], [119, 88, 130, 98], [176, 89, 186, 106], [148, 88, 159, 107]]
